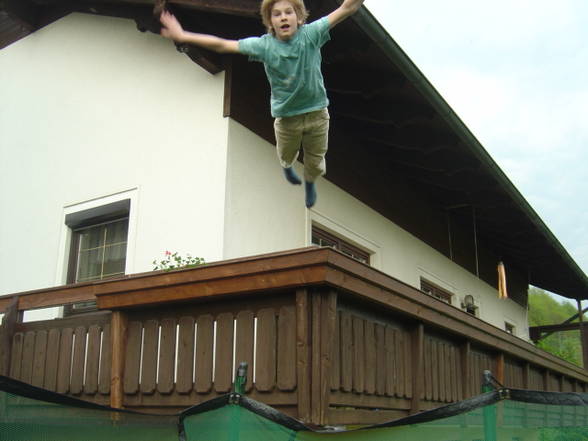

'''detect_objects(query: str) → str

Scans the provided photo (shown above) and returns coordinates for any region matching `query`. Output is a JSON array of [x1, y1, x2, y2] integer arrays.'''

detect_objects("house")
[[1, 0, 588, 426]]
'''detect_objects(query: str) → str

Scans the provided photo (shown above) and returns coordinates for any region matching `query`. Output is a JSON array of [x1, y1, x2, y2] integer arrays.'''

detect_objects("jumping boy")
[[160, 0, 365, 208]]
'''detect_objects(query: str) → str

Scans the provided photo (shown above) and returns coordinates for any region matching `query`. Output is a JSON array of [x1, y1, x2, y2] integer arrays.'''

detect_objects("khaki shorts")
[[274, 108, 330, 182]]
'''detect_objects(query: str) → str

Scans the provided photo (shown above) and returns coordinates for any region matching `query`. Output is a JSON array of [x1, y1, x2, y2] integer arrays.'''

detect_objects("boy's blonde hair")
[[260, 0, 309, 35]]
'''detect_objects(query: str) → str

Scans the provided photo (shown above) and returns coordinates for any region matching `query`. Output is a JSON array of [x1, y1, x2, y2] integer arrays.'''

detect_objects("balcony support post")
[[110, 310, 128, 409]]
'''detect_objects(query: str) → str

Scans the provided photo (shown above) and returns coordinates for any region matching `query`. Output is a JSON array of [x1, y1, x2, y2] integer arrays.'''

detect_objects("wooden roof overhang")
[[2, 0, 587, 300]]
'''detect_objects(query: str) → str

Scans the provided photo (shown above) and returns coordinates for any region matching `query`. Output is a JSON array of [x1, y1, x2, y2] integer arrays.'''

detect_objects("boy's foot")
[[305, 181, 317, 208], [283, 167, 302, 185]]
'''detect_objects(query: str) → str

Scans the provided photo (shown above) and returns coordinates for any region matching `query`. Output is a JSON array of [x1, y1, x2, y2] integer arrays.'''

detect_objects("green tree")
[[528, 288, 582, 366]]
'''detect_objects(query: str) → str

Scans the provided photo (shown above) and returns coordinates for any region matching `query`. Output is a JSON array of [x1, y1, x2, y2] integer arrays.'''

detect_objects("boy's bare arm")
[[327, 0, 366, 28], [160, 11, 240, 54]]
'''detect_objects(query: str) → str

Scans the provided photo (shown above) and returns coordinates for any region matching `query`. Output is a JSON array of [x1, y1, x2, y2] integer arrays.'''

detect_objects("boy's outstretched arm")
[[327, 0, 366, 28], [160, 11, 240, 54]]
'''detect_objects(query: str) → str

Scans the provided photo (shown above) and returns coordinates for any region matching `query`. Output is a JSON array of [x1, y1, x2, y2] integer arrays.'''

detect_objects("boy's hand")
[[160, 11, 185, 42]]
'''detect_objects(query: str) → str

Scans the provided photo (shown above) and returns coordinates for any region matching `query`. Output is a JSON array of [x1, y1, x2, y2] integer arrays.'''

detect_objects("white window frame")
[[55, 189, 138, 286]]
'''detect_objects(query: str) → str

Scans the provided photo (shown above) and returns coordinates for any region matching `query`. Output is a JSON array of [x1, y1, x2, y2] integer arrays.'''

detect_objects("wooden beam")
[[176, 43, 224, 74], [3, 0, 38, 31], [62, 0, 259, 17], [168, 0, 258, 17]]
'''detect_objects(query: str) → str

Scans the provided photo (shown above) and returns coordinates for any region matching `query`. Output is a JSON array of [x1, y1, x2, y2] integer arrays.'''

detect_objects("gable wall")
[[0, 13, 229, 296]]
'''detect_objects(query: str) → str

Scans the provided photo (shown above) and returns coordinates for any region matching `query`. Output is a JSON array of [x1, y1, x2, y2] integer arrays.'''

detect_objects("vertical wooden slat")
[[330, 311, 341, 392], [9, 333, 23, 380], [277, 305, 297, 391], [158, 318, 176, 394], [445, 344, 452, 402], [385, 326, 395, 397], [410, 324, 424, 414], [396, 329, 406, 398], [99, 323, 111, 395], [256, 308, 277, 392], [424, 337, 432, 400], [523, 362, 530, 390], [214, 312, 234, 393], [432, 339, 440, 401], [296, 289, 311, 422], [235, 310, 254, 393], [140, 320, 158, 394], [352, 316, 365, 394], [438, 342, 446, 402], [177, 316, 195, 394], [20, 331, 36, 384], [70, 326, 87, 395], [123, 321, 142, 395], [340, 311, 353, 393], [451, 346, 458, 402], [375, 323, 386, 396], [44, 329, 60, 391], [318, 291, 337, 425], [364, 321, 376, 395], [31, 330, 48, 387], [195, 315, 214, 393], [83, 325, 100, 395], [460, 341, 471, 399], [110, 312, 128, 408], [404, 329, 412, 399], [57, 328, 73, 394], [496, 352, 505, 387]]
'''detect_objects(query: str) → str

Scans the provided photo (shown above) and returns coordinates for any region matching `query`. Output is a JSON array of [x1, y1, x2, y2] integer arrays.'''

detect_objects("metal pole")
[[482, 370, 497, 441], [577, 301, 588, 369]]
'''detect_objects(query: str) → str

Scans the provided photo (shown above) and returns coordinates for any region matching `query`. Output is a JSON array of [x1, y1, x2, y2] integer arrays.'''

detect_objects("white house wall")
[[0, 13, 229, 297], [224, 119, 529, 340]]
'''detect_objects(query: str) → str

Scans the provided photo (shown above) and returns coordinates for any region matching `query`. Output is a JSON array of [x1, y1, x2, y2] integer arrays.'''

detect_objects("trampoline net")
[[2, 375, 588, 441]]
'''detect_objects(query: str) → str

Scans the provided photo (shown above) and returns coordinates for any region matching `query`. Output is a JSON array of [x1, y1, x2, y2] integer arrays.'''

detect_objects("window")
[[312, 226, 370, 264], [64, 199, 130, 315], [420, 279, 453, 304], [70, 218, 128, 283], [505, 322, 516, 335]]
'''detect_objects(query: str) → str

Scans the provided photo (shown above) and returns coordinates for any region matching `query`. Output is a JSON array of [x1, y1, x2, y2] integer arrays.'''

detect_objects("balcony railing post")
[[296, 289, 311, 422], [0, 297, 19, 377], [309, 289, 337, 426], [110, 310, 128, 409]]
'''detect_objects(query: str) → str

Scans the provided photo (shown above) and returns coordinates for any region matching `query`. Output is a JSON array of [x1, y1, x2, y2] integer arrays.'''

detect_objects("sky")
[[367, 1, 588, 300]]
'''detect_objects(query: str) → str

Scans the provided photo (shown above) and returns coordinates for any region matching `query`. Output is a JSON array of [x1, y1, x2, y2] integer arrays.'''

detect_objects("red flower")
[[165, 250, 171, 256]]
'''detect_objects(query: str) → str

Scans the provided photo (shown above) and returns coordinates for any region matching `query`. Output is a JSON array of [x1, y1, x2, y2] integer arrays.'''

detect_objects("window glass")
[[74, 218, 128, 283], [312, 226, 370, 264]]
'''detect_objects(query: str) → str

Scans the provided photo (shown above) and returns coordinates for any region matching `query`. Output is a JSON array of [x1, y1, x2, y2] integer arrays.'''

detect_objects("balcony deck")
[[0, 247, 586, 426]]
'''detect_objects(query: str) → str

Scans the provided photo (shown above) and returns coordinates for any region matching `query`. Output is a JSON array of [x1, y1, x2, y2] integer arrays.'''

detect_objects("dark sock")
[[305, 181, 317, 208], [283, 167, 302, 185]]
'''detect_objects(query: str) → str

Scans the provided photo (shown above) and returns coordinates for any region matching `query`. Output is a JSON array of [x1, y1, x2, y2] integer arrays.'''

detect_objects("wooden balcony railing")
[[1, 247, 586, 425]]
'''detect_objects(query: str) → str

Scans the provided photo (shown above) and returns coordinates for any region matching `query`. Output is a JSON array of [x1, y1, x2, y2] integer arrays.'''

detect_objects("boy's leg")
[[301, 109, 330, 182], [301, 109, 329, 208], [274, 115, 304, 185]]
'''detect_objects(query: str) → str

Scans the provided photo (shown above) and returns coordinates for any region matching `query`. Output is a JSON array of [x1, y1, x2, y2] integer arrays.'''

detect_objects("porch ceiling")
[[2, 0, 587, 299]]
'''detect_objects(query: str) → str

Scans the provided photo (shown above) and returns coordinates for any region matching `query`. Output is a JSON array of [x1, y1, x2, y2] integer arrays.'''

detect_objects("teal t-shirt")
[[238, 17, 331, 118]]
